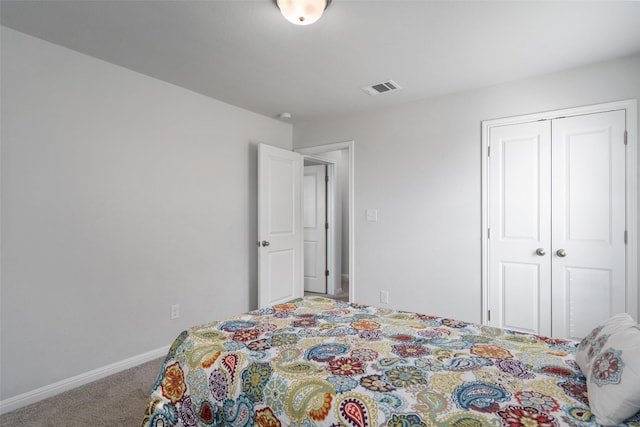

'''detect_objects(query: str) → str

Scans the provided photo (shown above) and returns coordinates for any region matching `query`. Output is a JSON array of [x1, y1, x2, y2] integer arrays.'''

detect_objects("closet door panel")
[[565, 268, 613, 339], [488, 121, 551, 336], [551, 110, 626, 340], [501, 262, 542, 334]]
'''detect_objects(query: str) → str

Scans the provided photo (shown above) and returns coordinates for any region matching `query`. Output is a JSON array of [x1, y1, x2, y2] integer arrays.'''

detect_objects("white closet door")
[[488, 121, 552, 336], [551, 110, 627, 340]]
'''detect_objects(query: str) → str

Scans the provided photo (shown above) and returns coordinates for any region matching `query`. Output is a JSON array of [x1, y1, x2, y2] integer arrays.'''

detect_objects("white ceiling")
[[2, 1, 640, 123]]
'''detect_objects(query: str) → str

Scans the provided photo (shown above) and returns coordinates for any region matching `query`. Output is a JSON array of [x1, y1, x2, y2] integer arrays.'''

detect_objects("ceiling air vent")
[[362, 79, 402, 96]]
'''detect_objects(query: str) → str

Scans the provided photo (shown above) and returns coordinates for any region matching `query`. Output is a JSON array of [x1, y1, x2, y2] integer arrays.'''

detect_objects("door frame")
[[481, 99, 638, 325], [297, 141, 355, 302]]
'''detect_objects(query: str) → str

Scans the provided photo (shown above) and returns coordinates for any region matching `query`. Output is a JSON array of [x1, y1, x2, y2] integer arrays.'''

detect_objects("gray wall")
[[0, 27, 292, 400], [293, 53, 640, 323]]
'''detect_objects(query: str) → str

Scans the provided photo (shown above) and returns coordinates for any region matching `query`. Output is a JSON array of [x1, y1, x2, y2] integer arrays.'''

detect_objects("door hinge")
[[325, 270, 330, 277], [624, 230, 628, 244], [487, 310, 491, 321], [624, 130, 628, 145], [487, 146, 491, 157], [325, 223, 329, 230], [487, 228, 490, 239], [325, 174, 329, 183]]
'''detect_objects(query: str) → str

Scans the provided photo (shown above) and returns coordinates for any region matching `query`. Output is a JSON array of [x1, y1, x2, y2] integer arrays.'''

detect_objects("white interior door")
[[303, 165, 327, 293], [258, 143, 303, 309], [488, 121, 552, 336], [550, 110, 626, 340]]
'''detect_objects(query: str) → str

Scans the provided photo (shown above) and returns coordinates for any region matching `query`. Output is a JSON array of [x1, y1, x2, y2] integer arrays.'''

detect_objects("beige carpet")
[[0, 357, 164, 427]]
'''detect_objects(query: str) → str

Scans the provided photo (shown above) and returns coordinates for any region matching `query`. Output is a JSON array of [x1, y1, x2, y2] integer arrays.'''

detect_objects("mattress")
[[142, 296, 640, 426]]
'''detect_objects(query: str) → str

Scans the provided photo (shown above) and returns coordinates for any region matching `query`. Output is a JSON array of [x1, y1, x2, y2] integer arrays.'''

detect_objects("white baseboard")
[[0, 345, 170, 415]]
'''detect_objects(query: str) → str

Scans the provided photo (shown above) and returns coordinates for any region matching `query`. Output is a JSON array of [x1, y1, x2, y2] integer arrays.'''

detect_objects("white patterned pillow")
[[575, 313, 640, 426]]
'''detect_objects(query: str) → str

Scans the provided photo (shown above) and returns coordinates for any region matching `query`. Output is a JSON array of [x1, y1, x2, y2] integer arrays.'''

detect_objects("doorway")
[[297, 141, 355, 303]]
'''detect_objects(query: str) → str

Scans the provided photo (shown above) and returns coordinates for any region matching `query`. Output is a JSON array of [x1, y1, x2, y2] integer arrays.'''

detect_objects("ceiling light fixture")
[[274, 0, 332, 26]]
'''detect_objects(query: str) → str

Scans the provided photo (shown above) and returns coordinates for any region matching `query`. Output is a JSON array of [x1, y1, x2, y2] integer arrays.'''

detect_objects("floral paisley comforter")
[[142, 297, 640, 426]]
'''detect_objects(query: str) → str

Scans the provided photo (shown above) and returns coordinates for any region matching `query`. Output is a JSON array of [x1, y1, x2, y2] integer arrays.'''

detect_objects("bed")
[[142, 296, 640, 426]]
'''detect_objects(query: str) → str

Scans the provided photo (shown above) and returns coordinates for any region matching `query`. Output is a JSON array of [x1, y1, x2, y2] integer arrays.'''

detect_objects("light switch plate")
[[366, 209, 378, 222], [380, 290, 389, 304]]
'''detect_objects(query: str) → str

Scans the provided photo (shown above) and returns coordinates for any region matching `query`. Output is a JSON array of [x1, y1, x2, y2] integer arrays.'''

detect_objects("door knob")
[[556, 249, 566, 257], [535, 248, 546, 256], [261, 241, 270, 247]]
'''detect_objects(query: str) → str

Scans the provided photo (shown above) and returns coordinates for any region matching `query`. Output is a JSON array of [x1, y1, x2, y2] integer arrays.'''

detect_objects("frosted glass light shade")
[[276, 0, 328, 26]]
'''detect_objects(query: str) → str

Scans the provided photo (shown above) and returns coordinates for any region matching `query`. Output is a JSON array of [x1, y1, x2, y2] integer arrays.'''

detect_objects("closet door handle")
[[535, 248, 546, 256], [556, 249, 567, 257]]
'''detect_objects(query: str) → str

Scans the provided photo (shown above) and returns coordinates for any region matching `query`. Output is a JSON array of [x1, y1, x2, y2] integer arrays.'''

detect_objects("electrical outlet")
[[171, 304, 180, 320], [380, 290, 389, 304]]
